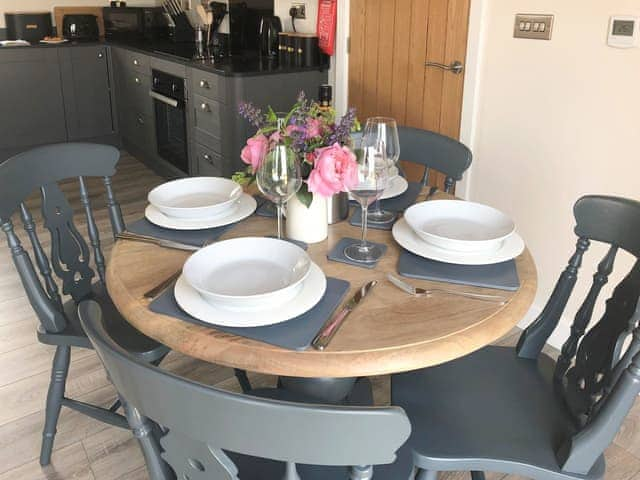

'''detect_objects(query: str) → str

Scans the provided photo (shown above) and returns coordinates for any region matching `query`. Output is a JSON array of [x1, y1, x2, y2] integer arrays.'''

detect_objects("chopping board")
[[53, 7, 105, 38]]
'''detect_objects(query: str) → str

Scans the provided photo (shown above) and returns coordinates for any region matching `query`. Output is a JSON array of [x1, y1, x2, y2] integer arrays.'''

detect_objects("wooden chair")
[[78, 299, 413, 480], [398, 126, 472, 192], [0, 143, 169, 466], [391, 195, 640, 480]]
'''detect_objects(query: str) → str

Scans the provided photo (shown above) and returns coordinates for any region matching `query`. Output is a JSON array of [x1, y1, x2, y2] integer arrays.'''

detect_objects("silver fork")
[[387, 273, 507, 304]]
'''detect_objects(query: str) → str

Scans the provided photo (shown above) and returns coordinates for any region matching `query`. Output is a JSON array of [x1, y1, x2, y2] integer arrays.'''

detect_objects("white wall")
[[467, 0, 640, 348]]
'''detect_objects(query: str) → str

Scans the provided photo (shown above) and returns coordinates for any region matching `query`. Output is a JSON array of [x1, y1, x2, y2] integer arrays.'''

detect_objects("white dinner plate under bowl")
[[183, 237, 311, 311], [148, 177, 242, 219], [404, 200, 516, 253], [392, 217, 525, 265], [174, 262, 327, 327], [349, 175, 408, 202], [145, 194, 256, 230]]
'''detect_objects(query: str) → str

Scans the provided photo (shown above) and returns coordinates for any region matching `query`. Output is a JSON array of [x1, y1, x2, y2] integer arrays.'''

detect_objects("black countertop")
[[0, 38, 329, 78]]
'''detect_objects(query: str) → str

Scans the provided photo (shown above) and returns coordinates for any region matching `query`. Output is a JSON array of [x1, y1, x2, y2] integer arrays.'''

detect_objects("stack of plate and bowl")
[[392, 200, 525, 265], [145, 177, 256, 230], [174, 237, 327, 327]]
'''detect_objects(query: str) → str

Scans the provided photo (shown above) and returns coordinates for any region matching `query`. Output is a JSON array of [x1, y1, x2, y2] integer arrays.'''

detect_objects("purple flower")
[[238, 101, 264, 129]]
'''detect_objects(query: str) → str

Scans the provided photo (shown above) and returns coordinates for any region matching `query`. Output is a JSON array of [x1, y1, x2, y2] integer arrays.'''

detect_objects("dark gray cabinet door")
[[0, 48, 67, 149], [60, 45, 115, 140]]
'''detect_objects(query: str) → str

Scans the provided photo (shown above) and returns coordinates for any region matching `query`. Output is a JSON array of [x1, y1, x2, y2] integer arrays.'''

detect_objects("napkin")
[[126, 218, 238, 247]]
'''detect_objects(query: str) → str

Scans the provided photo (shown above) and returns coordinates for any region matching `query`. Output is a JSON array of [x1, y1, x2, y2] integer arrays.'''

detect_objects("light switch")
[[514, 14, 554, 40]]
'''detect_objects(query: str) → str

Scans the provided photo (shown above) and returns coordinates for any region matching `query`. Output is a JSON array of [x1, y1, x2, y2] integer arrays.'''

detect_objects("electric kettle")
[[259, 15, 282, 57]]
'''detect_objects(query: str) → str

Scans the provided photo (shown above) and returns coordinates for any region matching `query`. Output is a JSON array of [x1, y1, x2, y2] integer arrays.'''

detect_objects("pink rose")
[[306, 118, 323, 138], [307, 143, 358, 197], [240, 134, 268, 172]]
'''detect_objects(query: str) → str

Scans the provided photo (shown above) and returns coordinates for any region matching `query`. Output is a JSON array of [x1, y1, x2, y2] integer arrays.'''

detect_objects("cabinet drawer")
[[113, 47, 150, 75], [195, 143, 224, 176], [193, 94, 223, 136], [118, 72, 152, 116], [121, 108, 154, 150], [191, 69, 224, 102]]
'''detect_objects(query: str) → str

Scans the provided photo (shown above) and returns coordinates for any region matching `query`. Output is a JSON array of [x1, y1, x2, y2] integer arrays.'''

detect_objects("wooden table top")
[[106, 191, 537, 378]]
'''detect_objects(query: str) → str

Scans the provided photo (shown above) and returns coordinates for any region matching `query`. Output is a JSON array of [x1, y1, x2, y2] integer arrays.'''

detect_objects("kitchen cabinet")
[[59, 45, 116, 140], [0, 48, 67, 152]]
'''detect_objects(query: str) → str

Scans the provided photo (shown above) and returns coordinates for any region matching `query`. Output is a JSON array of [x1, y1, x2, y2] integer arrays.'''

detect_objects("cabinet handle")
[[134, 77, 141, 84], [203, 153, 214, 165], [133, 59, 140, 66], [136, 115, 145, 125], [200, 102, 211, 112], [97, 52, 104, 59], [199, 79, 210, 89]]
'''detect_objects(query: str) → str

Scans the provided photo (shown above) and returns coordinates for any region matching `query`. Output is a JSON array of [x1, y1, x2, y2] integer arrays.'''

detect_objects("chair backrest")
[[78, 300, 411, 480], [0, 143, 125, 334], [516, 195, 640, 475], [397, 126, 472, 192]]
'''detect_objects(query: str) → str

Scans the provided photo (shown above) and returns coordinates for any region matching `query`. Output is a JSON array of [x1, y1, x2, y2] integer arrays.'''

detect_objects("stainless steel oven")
[[150, 69, 189, 174]]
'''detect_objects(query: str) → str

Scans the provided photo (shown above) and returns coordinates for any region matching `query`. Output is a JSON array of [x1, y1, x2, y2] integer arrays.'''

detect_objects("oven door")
[[151, 91, 189, 174]]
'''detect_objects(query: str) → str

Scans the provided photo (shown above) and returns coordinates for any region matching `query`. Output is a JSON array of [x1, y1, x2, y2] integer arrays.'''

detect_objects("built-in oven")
[[150, 69, 189, 174]]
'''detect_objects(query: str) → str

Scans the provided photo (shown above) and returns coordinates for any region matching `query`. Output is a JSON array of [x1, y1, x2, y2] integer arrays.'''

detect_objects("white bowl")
[[148, 177, 242, 219], [404, 200, 516, 253], [182, 237, 312, 311]]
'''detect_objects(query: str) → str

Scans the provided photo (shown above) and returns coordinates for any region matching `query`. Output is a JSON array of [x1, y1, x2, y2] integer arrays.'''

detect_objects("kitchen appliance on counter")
[[62, 14, 99, 41], [103, 6, 169, 41], [259, 15, 281, 57], [5, 12, 53, 43], [150, 69, 189, 174], [228, 0, 274, 54]]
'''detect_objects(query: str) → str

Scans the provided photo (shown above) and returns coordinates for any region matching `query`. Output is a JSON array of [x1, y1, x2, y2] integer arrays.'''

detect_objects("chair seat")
[[391, 346, 605, 480], [37, 282, 168, 363]]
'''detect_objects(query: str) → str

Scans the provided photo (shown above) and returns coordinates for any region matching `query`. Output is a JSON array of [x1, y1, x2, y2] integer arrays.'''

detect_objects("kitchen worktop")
[[0, 38, 329, 78]]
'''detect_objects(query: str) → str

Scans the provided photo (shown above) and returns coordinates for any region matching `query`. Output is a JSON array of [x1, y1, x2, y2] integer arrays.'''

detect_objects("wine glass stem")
[[276, 203, 283, 240], [360, 201, 369, 248]]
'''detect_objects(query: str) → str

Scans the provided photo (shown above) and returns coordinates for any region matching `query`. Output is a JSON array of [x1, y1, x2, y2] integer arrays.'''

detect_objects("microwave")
[[103, 7, 168, 41]]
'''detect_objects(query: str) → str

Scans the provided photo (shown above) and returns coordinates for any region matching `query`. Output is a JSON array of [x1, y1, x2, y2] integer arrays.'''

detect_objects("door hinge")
[[347, 37, 351, 55]]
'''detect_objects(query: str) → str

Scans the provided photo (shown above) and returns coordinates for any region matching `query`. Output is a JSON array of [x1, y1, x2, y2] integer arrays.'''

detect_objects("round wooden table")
[[106, 191, 537, 380]]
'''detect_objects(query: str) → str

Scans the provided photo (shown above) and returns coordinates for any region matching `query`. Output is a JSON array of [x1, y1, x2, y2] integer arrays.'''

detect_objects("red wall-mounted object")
[[317, 0, 337, 55]]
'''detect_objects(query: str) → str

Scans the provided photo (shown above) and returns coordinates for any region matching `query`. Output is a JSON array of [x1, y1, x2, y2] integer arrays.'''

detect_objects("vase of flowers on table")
[[233, 92, 361, 243]]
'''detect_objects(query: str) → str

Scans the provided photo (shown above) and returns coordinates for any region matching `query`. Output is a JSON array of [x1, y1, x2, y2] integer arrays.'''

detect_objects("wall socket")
[[291, 3, 306, 19], [514, 14, 554, 40]]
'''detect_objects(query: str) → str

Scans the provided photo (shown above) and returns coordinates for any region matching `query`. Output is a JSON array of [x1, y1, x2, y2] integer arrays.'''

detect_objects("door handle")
[[149, 90, 178, 108], [424, 60, 464, 75]]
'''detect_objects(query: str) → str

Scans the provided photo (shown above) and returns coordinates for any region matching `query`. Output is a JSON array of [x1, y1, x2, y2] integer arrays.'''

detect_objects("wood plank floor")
[[1, 153, 639, 479]]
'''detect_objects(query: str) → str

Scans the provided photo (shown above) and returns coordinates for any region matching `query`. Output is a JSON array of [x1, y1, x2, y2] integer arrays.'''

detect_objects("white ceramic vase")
[[286, 193, 328, 244]]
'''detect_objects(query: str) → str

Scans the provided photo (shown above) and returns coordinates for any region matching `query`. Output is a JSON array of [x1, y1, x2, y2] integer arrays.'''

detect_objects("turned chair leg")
[[40, 346, 71, 466], [471, 472, 485, 480], [416, 469, 438, 480]]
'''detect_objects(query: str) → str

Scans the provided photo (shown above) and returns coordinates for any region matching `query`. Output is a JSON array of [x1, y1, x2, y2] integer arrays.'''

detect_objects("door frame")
[[333, 0, 488, 199]]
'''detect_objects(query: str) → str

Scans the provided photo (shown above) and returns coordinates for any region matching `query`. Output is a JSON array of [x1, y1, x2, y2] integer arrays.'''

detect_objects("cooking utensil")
[[312, 280, 378, 351], [386, 273, 507, 304], [116, 232, 201, 251]]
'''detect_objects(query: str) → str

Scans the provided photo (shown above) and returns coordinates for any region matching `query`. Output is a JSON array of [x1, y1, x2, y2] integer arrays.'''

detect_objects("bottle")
[[318, 84, 332, 111]]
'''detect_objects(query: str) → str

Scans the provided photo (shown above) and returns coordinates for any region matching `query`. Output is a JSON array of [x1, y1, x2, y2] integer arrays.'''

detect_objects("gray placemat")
[[397, 249, 520, 291], [350, 181, 423, 213], [254, 195, 277, 217], [126, 218, 238, 247], [149, 277, 350, 351], [349, 207, 397, 230], [327, 237, 388, 270]]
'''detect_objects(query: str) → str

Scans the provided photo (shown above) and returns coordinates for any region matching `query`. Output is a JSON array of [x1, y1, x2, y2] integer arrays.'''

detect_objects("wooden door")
[[348, 0, 471, 188]]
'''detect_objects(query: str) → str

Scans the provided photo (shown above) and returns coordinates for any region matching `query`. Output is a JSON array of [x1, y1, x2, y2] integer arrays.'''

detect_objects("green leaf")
[[266, 106, 278, 124], [296, 184, 313, 208]]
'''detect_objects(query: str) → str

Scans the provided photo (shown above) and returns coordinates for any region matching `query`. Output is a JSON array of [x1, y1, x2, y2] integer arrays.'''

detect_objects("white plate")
[[145, 194, 256, 230], [174, 262, 327, 327], [40, 39, 69, 44], [148, 177, 242, 219], [349, 175, 408, 201], [404, 200, 515, 253], [183, 237, 311, 311], [392, 217, 525, 265]]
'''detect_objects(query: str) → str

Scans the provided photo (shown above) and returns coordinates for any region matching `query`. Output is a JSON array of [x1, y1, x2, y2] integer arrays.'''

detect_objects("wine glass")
[[344, 135, 389, 263], [363, 117, 400, 224], [256, 144, 302, 239]]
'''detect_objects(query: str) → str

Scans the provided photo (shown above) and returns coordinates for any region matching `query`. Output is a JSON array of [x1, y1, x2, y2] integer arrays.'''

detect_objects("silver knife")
[[312, 280, 378, 351]]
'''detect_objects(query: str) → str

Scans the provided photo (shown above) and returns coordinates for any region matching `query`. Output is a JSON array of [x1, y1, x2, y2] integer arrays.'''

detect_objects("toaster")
[[5, 12, 53, 43]]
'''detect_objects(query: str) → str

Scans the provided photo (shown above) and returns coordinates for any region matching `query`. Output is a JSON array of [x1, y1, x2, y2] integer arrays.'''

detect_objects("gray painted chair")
[[0, 143, 169, 466], [391, 195, 640, 480], [78, 299, 413, 480], [397, 126, 472, 192]]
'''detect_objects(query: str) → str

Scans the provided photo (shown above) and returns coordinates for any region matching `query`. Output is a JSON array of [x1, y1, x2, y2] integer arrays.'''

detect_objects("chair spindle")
[[19, 203, 64, 310], [78, 177, 106, 284], [103, 176, 125, 236], [444, 176, 455, 193], [555, 246, 618, 383], [517, 237, 591, 359]]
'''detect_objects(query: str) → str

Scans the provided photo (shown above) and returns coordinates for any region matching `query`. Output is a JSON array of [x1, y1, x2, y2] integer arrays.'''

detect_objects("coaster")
[[327, 237, 388, 270], [149, 277, 350, 351], [349, 207, 397, 231], [126, 218, 237, 247], [254, 195, 277, 218], [397, 249, 520, 291]]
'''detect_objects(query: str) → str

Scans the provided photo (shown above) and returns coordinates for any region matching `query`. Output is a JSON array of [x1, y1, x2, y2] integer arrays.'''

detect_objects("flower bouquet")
[[233, 92, 361, 208]]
